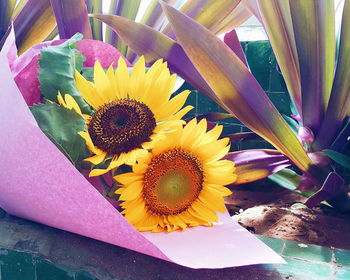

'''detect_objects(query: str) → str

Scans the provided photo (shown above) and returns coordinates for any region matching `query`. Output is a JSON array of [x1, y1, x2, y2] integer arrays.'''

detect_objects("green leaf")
[[38, 33, 91, 114], [323, 149, 350, 169], [282, 114, 298, 134], [30, 102, 89, 167], [269, 168, 301, 190]]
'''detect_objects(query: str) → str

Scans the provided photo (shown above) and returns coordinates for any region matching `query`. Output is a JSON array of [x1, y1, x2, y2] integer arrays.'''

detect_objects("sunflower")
[[61, 56, 192, 177], [114, 119, 237, 232]]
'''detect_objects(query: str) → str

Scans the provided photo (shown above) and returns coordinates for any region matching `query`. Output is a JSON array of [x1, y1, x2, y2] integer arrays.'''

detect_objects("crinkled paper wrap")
[[0, 34, 285, 269]]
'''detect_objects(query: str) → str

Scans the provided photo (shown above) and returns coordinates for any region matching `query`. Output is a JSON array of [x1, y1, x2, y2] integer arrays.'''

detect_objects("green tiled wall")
[[257, 236, 350, 280], [0, 249, 97, 280], [1, 237, 350, 280]]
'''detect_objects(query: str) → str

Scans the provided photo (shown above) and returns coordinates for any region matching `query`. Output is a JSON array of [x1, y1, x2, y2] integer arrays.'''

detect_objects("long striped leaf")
[[105, 0, 141, 56], [91, 14, 229, 111], [225, 149, 290, 185], [314, 0, 350, 150], [0, 0, 16, 40], [243, 0, 263, 24], [212, 2, 251, 35], [289, 0, 335, 133], [12, 0, 27, 19], [139, 0, 179, 30], [85, 0, 103, 40], [14, 0, 56, 54], [162, 0, 241, 39], [50, 0, 92, 39], [161, 3, 312, 172], [44, 27, 59, 41], [257, 0, 301, 116]]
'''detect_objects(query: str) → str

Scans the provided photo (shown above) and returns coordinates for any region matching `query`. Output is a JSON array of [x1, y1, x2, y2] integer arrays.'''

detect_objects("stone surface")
[[0, 210, 287, 280], [1, 209, 350, 280]]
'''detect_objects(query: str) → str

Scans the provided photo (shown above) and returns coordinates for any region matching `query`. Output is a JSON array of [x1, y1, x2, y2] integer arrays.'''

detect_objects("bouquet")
[[0, 29, 284, 269]]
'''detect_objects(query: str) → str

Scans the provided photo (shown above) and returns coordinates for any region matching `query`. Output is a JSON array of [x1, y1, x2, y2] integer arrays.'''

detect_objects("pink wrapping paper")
[[0, 35, 285, 269]]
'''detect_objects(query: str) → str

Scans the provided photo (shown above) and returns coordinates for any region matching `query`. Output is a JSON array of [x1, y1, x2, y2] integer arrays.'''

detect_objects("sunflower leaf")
[[38, 33, 92, 114], [30, 102, 89, 167]]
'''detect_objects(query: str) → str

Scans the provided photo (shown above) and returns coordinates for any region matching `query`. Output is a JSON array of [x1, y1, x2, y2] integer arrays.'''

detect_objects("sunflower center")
[[143, 149, 203, 215], [88, 99, 156, 154]]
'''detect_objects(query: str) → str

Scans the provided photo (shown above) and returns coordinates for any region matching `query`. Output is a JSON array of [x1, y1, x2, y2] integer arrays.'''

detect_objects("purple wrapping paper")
[[0, 33, 285, 269]]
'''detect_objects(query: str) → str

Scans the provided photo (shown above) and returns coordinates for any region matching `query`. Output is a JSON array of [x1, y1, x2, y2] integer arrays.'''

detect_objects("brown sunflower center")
[[88, 99, 156, 154], [143, 149, 204, 215]]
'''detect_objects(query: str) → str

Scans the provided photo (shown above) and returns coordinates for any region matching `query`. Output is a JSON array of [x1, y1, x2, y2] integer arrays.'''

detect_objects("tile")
[[221, 123, 245, 135], [246, 41, 272, 91], [269, 66, 287, 93], [267, 92, 293, 115], [184, 88, 197, 108], [35, 259, 74, 280], [277, 257, 332, 279], [256, 235, 285, 254], [240, 140, 274, 150], [335, 266, 350, 280], [0, 249, 36, 280], [282, 241, 332, 263], [197, 92, 220, 114], [334, 249, 350, 267]]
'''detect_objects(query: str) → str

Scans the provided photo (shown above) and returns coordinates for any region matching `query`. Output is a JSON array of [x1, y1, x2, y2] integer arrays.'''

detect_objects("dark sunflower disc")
[[88, 99, 156, 155]]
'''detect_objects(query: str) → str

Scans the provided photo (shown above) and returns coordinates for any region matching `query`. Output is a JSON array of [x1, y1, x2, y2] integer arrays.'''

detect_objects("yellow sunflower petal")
[[75, 70, 101, 109], [114, 57, 130, 99], [129, 56, 146, 100], [114, 173, 143, 185], [84, 152, 107, 165], [199, 188, 227, 213], [119, 181, 143, 201], [89, 168, 110, 177], [93, 61, 115, 103], [78, 131, 104, 155], [64, 94, 82, 115], [153, 90, 191, 121]]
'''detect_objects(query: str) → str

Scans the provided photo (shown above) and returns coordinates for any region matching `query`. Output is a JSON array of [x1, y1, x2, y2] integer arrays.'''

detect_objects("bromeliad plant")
[[92, 0, 350, 212]]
